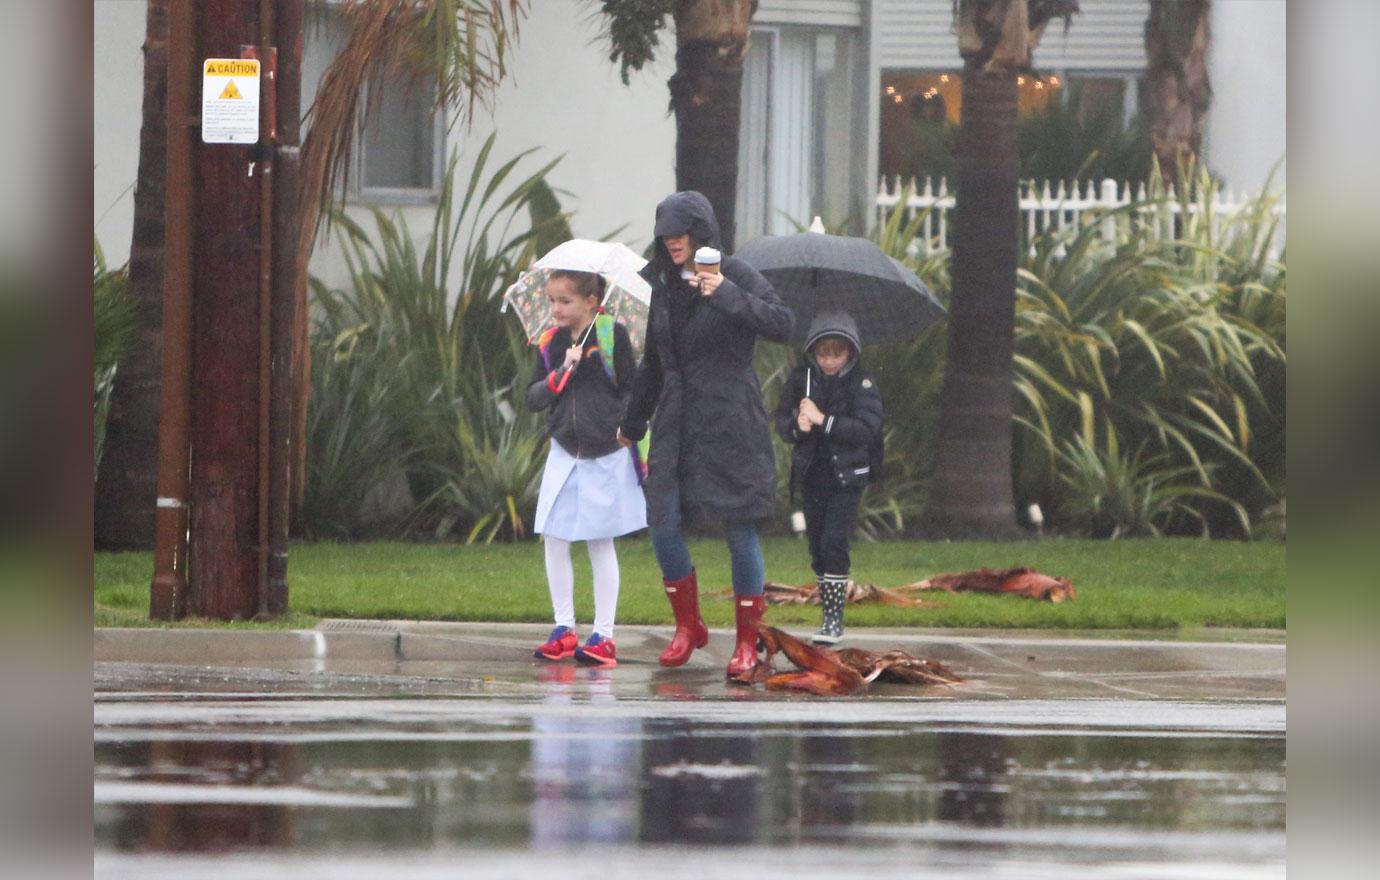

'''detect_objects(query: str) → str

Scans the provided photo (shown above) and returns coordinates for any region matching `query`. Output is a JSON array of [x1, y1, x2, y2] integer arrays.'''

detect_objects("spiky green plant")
[[93, 239, 138, 481], [1012, 160, 1285, 535], [797, 161, 1283, 540], [304, 136, 566, 540], [1056, 426, 1248, 538], [299, 280, 413, 539], [412, 367, 546, 543]]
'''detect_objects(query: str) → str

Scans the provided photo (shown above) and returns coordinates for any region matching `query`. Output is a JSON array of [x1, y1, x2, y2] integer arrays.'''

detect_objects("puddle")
[[94, 664, 1283, 878]]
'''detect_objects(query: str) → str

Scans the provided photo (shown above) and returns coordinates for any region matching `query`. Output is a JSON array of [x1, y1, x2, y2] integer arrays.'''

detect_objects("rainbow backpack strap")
[[591, 313, 652, 482], [632, 432, 651, 485], [593, 313, 617, 383], [536, 325, 560, 372]]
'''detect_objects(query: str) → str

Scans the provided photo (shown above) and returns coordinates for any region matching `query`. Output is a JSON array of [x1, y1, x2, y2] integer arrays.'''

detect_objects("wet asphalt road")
[[94, 624, 1284, 878]]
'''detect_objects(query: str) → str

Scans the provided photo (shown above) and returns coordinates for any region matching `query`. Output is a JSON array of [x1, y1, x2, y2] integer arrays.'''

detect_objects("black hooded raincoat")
[[621, 192, 793, 527]]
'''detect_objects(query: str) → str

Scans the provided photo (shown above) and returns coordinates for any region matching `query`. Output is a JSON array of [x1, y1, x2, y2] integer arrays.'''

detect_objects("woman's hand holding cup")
[[693, 246, 722, 297]]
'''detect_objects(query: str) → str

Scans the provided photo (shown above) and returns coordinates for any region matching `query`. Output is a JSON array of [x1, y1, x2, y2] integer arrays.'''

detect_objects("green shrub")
[[304, 135, 567, 540], [1056, 427, 1248, 538], [299, 293, 412, 539], [1012, 162, 1285, 536], [802, 161, 1284, 540], [93, 239, 138, 482]]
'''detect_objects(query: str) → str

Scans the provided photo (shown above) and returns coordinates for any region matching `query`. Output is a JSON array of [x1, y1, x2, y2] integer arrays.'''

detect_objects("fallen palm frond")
[[730, 624, 962, 695], [835, 648, 966, 686], [742, 581, 946, 608], [904, 567, 1077, 602], [739, 566, 1075, 607]]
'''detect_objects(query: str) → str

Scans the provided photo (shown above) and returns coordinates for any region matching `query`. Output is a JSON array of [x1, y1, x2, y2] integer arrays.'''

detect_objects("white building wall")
[[308, 0, 676, 290], [93, 0, 150, 266], [877, 0, 1148, 71], [92, 0, 676, 279], [1205, 0, 1286, 194]]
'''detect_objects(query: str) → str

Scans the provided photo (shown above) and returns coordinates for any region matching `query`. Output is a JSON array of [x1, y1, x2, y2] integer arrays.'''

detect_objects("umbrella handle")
[[561, 319, 599, 372]]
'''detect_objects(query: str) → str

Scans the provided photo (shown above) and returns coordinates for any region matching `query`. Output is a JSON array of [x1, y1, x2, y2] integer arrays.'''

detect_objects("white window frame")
[[352, 78, 446, 205]]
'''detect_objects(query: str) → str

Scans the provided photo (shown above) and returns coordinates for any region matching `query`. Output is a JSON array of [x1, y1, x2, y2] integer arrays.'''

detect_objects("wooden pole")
[[266, 0, 302, 616], [149, 0, 196, 619], [187, 0, 266, 619]]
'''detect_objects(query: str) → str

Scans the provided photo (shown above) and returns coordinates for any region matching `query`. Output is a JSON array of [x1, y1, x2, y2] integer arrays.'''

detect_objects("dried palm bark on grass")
[[741, 567, 1076, 607], [907, 567, 1076, 602]]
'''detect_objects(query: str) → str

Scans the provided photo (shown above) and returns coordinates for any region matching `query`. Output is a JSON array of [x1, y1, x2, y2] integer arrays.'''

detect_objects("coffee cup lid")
[[694, 246, 721, 264]]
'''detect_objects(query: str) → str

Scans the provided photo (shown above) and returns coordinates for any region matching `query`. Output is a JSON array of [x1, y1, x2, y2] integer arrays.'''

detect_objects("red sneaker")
[[574, 633, 618, 667], [534, 626, 578, 661]]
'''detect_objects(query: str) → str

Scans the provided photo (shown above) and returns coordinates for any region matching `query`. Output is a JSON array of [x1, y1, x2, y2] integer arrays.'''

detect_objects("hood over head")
[[803, 310, 862, 354], [650, 191, 720, 277], [803, 311, 862, 376]]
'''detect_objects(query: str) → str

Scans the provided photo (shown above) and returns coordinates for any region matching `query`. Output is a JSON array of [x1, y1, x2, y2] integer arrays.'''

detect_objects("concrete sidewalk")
[[95, 620, 1285, 702]]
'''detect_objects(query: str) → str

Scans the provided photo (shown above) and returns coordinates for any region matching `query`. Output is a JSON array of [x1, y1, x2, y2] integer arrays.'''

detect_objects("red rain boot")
[[725, 594, 766, 679], [659, 570, 710, 667]]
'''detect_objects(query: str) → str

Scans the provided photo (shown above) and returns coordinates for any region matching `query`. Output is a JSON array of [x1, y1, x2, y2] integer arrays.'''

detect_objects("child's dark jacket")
[[526, 320, 636, 459], [774, 312, 884, 495]]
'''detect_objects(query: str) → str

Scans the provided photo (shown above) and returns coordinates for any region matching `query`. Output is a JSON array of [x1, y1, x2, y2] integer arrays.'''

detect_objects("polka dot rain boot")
[[812, 574, 847, 645]]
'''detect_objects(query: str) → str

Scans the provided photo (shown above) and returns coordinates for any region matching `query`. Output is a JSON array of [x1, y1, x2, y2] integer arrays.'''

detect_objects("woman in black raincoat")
[[618, 191, 793, 677]]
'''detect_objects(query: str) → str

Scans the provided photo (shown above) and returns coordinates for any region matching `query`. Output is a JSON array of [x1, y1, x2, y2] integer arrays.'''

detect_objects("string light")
[[939, 74, 950, 83], [1034, 80, 1044, 90], [892, 94, 903, 104], [1016, 76, 1025, 85], [885, 85, 896, 95], [1049, 75, 1060, 86]]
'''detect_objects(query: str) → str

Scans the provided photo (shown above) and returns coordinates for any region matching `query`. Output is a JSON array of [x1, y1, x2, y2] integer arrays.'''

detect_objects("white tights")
[[543, 536, 620, 638]]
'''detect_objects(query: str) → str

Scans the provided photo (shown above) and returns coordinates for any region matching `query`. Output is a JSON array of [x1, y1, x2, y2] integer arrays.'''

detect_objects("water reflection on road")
[[95, 664, 1284, 878]]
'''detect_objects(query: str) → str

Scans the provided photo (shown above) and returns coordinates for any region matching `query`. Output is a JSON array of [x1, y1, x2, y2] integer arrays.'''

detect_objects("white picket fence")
[[874, 176, 1285, 259]]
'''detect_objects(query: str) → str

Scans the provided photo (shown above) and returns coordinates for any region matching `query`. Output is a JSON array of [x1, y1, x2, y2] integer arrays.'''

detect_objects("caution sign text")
[[201, 58, 260, 144]]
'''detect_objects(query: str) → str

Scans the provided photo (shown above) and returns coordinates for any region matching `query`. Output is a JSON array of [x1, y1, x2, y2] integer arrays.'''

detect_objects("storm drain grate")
[[317, 619, 402, 634]]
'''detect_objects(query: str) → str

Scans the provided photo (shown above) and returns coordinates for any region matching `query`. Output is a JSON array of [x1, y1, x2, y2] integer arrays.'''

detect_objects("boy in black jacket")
[[775, 311, 883, 645]]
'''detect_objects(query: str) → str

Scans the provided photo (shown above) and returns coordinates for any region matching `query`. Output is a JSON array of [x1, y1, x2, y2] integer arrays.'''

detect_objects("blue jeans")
[[649, 486, 765, 597]]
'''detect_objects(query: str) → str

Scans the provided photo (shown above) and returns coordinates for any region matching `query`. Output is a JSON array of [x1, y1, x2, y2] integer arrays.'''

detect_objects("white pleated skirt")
[[534, 442, 647, 541]]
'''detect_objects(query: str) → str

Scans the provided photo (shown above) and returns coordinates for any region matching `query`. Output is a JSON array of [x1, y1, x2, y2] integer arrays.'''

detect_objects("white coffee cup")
[[693, 246, 721, 276]]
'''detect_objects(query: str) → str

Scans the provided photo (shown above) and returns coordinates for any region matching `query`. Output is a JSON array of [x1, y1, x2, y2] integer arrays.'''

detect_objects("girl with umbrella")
[[526, 270, 647, 667], [618, 191, 793, 678]]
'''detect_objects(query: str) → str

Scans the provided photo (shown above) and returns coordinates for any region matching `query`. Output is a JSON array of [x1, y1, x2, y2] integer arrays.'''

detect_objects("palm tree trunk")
[[1144, 0, 1212, 173], [922, 67, 1021, 539], [669, 0, 752, 251], [94, 0, 171, 550]]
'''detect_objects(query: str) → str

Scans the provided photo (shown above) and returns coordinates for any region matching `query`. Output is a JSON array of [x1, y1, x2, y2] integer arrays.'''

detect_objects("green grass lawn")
[[95, 536, 1284, 631]]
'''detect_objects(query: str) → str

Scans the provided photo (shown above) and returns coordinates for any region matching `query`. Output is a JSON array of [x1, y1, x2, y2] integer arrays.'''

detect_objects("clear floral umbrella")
[[502, 239, 652, 357]]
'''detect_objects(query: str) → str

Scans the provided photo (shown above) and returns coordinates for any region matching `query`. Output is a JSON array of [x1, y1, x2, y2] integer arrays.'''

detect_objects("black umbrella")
[[735, 229, 946, 346]]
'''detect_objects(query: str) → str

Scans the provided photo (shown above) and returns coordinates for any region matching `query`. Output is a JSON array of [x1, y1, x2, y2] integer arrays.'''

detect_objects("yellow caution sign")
[[201, 57, 261, 144], [204, 59, 260, 76]]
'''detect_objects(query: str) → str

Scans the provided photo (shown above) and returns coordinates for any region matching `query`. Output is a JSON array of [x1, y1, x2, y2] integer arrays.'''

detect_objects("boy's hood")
[[803, 311, 862, 377]]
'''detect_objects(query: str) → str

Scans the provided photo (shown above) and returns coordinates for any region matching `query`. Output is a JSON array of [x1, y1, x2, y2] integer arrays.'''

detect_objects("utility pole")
[[151, 0, 302, 620]]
